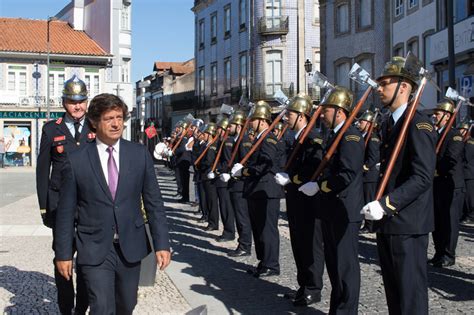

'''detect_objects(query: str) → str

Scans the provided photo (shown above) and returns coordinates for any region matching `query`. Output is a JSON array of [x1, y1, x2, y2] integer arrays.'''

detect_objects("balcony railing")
[[257, 16, 289, 36], [0, 96, 63, 108]]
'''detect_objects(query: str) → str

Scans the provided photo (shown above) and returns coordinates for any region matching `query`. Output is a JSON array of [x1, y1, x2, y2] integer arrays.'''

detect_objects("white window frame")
[[239, 54, 247, 87], [265, 50, 283, 97], [121, 60, 130, 83], [211, 63, 217, 95], [199, 67, 205, 96], [121, 4, 130, 30], [224, 5, 231, 35], [395, 0, 404, 17], [224, 58, 232, 92], [85, 73, 100, 98], [49, 71, 65, 98], [408, 0, 417, 9], [7, 66, 28, 96], [313, 0, 320, 24]]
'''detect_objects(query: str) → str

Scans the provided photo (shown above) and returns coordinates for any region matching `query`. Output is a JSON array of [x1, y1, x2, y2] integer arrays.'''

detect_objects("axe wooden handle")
[[194, 135, 218, 166], [211, 130, 230, 172], [171, 126, 191, 153], [227, 119, 250, 168]]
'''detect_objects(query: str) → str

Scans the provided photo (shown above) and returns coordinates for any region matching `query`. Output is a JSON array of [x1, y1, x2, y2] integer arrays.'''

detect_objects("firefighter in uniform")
[[459, 122, 474, 223], [193, 122, 209, 222], [272, 121, 285, 138], [36, 75, 90, 315], [199, 123, 220, 231], [430, 100, 465, 267], [174, 121, 192, 202], [361, 56, 437, 314], [357, 110, 380, 232], [220, 111, 253, 256], [208, 117, 236, 241], [274, 94, 325, 306], [299, 87, 364, 314], [189, 119, 204, 211], [231, 101, 285, 278]]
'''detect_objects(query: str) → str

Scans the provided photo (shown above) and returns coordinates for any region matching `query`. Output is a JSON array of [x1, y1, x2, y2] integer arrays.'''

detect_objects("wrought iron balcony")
[[0, 96, 63, 108], [257, 16, 289, 36]]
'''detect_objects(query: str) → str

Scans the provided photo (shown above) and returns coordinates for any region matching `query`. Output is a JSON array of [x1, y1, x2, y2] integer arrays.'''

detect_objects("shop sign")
[[0, 111, 64, 119], [430, 16, 474, 63]]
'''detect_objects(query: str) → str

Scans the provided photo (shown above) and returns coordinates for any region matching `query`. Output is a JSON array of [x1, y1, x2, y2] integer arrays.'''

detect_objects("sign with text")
[[430, 16, 474, 63], [0, 111, 64, 119]]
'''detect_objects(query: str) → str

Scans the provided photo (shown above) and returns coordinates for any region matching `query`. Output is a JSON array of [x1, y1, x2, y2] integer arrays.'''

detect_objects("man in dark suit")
[[430, 100, 465, 267], [361, 57, 436, 314], [231, 101, 285, 278], [460, 123, 474, 223], [55, 94, 171, 315], [36, 75, 90, 315], [174, 121, 192, 202], [274, 94, 325, 307], [299, 87, 364, 314]]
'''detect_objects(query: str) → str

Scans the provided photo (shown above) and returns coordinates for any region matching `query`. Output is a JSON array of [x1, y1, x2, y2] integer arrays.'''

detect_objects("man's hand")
[[156, 250, 171, 271], [298, 182, 320, 196], [55, 260, 73, 281], [361, 200, 385, 220]]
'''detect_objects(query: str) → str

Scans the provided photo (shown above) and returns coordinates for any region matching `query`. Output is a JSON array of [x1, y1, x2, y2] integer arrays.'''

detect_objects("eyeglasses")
[[377, 78, 398, 87]]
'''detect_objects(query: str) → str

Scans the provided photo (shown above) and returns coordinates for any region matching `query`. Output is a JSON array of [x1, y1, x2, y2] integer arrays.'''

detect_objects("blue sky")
[[0, 0, 195, 83]]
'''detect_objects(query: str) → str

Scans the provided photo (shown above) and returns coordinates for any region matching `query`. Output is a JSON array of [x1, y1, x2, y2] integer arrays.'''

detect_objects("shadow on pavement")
[[0, 266, 59, 314]]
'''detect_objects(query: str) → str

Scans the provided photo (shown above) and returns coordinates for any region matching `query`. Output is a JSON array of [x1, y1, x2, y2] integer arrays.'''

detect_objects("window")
[[239, 54, 247, 87], [354, 58, 372, 99], [19, 72, 27, 96], [224, 5, 231, 37], [265, 50, 283, 96], [408, 0, 418, 9], [85, 74, 100, 97], [313, 50, 321, 72], [49, 69, 65, 97], [423, 31, 433, 67], [8, 72, 15, 91], [359, 0, 372, 28], [57, 74, 64, 97], [121, 60, 130, 83], [313, 1, 320, 24], [266, 0, 282, 29], [239, 0, 246, 28], [393, 43, 404, 57], [224, 58, 232, 92], [335, 61, 351, 88], [211, 13, 217, 43], [199, 19, 205, 49], [407, 37, 419, 57], [211, 63, 217, 95], [336, 4, 350, 34], [454, 0, 470, 22], [121, 4, 130, 30], [199, 67, 205, 96], [395, 0, 404, 17], [7, 66, 28, 96]]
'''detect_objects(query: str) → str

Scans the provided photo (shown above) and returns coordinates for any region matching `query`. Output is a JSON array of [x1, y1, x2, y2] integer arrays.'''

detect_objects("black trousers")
[[322, 220, 360, 315], [177, 162, 190, 201], [433, 180, 464, 258], [52, 229, 88, 315], [463, 179, 474, 220], [203, 179, 219, 228], [230, 190, 252, 251], [217, 186, 236, 238], [376, 233, 429, 315], [80, 243, 141, 315], [198, 181, 208, 218], [175, 166, 182, 195], [286, 187, 324, 296], [248, 196, 280, 271]]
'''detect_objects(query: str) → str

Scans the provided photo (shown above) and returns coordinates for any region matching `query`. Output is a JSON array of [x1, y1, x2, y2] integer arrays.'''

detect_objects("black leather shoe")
[[177, 198, 189, 203], [216, 235, 235, 243], [197, 217, 208, 223], [254, 268, 280, 278], [204, 225, 218, 231], [433, 256, 455, 268], [428, 254, 443, 265], [293, 294, 321, 306], [227, 248, 251, 257], [284, 288, 304, 300]]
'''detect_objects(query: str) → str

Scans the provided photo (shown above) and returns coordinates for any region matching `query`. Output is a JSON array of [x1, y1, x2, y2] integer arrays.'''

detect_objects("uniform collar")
[[333, 120, 345, 134], [391, 103, 407, 125]]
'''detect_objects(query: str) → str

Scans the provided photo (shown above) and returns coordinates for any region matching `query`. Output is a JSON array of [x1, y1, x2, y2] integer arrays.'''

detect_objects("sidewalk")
[[1, 166, 473, 314]]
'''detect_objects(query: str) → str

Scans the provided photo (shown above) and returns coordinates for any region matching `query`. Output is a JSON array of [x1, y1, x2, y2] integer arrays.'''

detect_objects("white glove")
[[231, 163, 244, 177], [360, 200, 385, 221], [375, 163, 380, 171], [207, 171, 216, 180], [167, 149, 173, 157], [274, 172, 291, 186], [298, 182, 320, 196], [220, 173, 231, 182]]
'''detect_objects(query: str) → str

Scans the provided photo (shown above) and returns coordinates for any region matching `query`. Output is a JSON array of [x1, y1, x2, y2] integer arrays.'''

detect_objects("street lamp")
[[46, 16, 57, 121], [32, 63, 41, 158], [304, 59, 312, 94]]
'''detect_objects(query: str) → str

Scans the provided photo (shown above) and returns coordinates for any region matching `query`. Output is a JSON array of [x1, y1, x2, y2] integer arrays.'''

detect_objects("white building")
[[192, 0, 321, 119]]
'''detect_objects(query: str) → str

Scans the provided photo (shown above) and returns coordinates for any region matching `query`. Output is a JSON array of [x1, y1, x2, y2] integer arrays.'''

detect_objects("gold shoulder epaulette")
[[345, 135, 360, 142], [371, 137, 380, 142], [468, 139, 474, 145], [225, 142, 233, 147], [416, 122, 433, 132], [453, 136, 463, 142], [243, 142, 252, 148], [311, 138, 323, 145], [266, 138, 277, 145], [209, 146, 217, 151]]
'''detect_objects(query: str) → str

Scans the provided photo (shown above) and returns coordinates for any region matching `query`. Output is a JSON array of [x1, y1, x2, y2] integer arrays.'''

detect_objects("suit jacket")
[[318, 125, 364, 223], [242, 132, 284, 199], [228, 134, 252, 193], [376, 110, 436, 235], [435, 128, 465, 188], [363, 132, 380, 183], [54, 139, 170, 265], [36, 115, 92, 222], [175, 136, 192, 166], [464, 137, 474, 180]]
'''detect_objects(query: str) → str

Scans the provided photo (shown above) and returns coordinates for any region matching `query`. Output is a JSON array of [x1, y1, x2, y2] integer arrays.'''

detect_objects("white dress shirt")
[[64, 115, 84, 138], [96, 138, 120, 185], [391, 103, 407, 125]]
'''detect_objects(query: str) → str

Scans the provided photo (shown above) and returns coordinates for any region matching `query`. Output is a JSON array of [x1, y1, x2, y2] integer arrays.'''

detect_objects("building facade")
[[192, 0, 321, 120], [0, 18, 110, 167]]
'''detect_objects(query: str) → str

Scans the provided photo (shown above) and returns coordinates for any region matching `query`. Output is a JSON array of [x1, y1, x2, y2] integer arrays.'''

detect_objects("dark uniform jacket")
[[191, 138, 203, 182], [198, 140, 217, 179], [36, 116, 92, 226], [228, 134, 252, 193], [174, 136, 192, 165], [435, 128, 465, 188], [213, 136, 233, 188], [377, 110, 437, 235], [464, 137, 474, 180], [317, 125, 364, 223], [242, 131, 285, 199], [363, 132, 380, 183]]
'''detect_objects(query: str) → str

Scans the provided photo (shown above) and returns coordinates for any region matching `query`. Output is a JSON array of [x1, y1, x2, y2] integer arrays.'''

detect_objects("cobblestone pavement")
[[1, 166, 473, 314]]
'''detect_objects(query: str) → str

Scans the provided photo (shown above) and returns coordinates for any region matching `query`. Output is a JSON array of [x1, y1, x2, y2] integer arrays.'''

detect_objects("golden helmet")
[[181, 120, 190, 129], [377, 56, 420, 87], [248, 128, 256, 136], [62, 75, 88, 101], [457, 121, 470, 130], [359, 110, 376, 122], [250, 100, 272, 122], [216, 117, 230, 130], [435, 99, 455, 114], [321, 86, 354, 113], [203, 123, 217, 136], [274, 122, 285, 131], [287, 93, 312, 117], [230, 110, 246, 126]]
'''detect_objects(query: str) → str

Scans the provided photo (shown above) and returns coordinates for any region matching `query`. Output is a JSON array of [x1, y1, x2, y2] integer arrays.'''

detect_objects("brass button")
[[384, 144, 389, 148], [379, 173, 384, 177]]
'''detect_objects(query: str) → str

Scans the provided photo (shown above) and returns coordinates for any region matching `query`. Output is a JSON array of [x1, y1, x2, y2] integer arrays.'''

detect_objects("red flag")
[[145, 125, 157, 139]]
